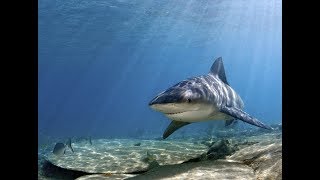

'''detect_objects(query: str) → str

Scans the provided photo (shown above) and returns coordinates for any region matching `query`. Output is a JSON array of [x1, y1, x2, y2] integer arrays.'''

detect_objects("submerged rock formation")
[[39, 132, 282, 180], [228, 139, 282, 180], [206, 139, 238, 160], [127, 159, 255, 180]]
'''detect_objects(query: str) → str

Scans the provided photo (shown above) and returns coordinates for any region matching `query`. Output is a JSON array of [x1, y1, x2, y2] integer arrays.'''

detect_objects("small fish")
[[66, 138, 74, 153], [52, 143, 66, 156], [134, 142, 141, 146], [53, 138, 74, 156], [89, 136, 92, 145]]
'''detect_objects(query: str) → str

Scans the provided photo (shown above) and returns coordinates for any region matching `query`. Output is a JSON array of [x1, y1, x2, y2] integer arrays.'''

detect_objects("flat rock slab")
[[127, 159, 255, 180], [76, 174, 136, 180], [45, 139, 208, 173], [228, 138, 282, 180]]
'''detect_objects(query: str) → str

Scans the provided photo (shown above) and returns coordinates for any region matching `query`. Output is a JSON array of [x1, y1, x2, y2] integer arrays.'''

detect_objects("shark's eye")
[[187, 98, 191, 103]]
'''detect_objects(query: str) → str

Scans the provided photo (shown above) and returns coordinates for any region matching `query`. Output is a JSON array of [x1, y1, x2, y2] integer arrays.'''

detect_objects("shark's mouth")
[[165, 111, 188, 115]]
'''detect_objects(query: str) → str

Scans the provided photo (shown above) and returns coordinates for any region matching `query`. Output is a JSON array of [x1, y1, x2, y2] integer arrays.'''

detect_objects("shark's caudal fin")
[[163, 121, 190, 139], [220, 106, 273, 130], [209, 57, 229, 85]]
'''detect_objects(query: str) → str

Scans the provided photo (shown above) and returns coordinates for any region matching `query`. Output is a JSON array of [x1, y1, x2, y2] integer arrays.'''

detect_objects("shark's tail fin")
[[66, 138, 74, 153]]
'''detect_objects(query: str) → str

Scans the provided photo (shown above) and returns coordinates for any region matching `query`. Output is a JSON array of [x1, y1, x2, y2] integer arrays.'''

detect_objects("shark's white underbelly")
[[207, 112, 234, 121], [165, 106, 234, 123]]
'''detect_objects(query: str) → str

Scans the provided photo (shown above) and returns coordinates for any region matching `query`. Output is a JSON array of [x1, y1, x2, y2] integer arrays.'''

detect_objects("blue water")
[[39, 0, 281, 141]]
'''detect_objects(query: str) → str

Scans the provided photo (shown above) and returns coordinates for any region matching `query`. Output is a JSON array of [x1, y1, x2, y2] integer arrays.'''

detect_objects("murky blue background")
[[38, 0, 281, 141]]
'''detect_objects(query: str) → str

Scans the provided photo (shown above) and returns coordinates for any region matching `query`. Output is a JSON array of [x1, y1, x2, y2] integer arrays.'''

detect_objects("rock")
[[134, 142, 141, 146], [75, 174, 137, 180], [127, 159, 255, 180], [228, 139, 282, 180], [40, 132, 282, 180], [207, 139, 238, 160], [40, 160, 90, 180], [45, 138, 207, 174]]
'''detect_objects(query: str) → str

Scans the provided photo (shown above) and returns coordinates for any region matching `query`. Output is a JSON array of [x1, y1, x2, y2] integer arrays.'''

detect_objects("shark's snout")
[[149, 91, 185, 113], [149, 95, 168, 112], [148, 96, 159, 106], [149, 90, 185, 107], [149, 89, 204, 117], [148, 95, 171, 111]]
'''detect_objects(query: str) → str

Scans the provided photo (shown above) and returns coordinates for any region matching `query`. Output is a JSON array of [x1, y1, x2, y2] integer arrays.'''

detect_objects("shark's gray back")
[[181, 74, 244, 111], [205, 74, 244, 110]]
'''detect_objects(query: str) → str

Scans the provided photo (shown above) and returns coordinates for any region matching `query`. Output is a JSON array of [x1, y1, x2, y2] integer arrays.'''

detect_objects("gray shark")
[[149, 57, 272, 139]]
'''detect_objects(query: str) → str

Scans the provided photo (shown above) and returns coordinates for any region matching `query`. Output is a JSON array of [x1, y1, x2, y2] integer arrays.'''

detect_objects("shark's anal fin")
[[220, 106, 273, 130], [225, 119, 236, 127], [163, 121, 190, 139]]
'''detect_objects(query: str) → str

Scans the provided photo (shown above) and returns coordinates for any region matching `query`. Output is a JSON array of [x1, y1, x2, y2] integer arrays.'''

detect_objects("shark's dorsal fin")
[[209, 57, 229, 85]]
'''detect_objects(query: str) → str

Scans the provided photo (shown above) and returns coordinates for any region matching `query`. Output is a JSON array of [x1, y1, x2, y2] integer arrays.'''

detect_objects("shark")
[[149, 57, 272, 139]]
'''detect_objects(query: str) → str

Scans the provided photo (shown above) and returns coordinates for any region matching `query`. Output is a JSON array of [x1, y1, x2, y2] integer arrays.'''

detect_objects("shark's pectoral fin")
[[163, 121, 190, 139], [220, 106, 273, 130], [225, 119, 236, 127]]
